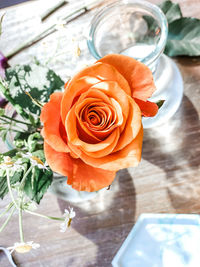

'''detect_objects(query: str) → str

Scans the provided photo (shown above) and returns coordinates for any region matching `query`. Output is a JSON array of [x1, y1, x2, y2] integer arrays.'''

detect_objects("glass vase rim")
[[87, 0, 168, 67]]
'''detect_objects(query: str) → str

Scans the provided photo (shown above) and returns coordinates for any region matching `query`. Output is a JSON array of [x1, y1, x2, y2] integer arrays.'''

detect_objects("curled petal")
[[68, 128, 120, 159], [113, 96, 142, 152], [134, 98, 158, 117], [98, 54, 156, 101], [76, 88, 112, 106], [68, 62, 131, 95], [68, 127, 143, 171]]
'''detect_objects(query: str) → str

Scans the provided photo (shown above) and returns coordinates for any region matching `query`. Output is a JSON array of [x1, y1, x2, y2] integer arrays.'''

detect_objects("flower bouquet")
[[0, 51, 159, 253]]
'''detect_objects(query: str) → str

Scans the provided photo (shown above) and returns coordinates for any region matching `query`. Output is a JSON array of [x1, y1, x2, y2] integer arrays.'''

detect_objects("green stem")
[[25, 209, 64, 221], [2, 115, 32, 126], [0, 206, 15, 232], [19, 166, 34, 190], [0, 202, 14, 219], [6, 169, 19, 210], [19, 202, 24, 243]]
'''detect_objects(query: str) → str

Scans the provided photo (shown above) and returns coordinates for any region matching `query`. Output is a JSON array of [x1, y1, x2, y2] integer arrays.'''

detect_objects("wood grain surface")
[[0, 0, 200, 266]]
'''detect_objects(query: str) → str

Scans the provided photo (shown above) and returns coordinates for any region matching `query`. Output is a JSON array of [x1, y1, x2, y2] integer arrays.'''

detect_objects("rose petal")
[[110, 98, 123, 126], [69, 62, 131, 96], [44, 141, 73, 177], [76, 87, 112, 106], [113, 96, 142, 152], [134, 98, 158, 117], [68, 127, 120, 158], [67, 159, 116, 192], [98, 54, 156, 101], [40, 92, 70, 153], [44, 142, 116, 192], [68, 127, 143, 171]]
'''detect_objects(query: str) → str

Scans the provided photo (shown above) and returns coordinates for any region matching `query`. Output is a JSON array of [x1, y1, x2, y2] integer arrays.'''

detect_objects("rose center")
[[80, 102, 116, 131]]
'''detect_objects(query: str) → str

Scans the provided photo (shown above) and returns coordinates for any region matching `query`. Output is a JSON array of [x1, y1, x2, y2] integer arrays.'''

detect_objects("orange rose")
[[40, 54, 158, 192]]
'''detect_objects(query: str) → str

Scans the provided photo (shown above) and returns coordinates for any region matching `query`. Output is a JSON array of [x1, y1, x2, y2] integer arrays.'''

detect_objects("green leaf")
[[165, 18, 200, 56], [21, 149, 53, 204], [4, 64, 64, 116], [28, 113, 40, 128], [27, 132, 43, 152], [144, 0, 182, 33], [0, 174, 8, 199], [24, 167, 53, 204], [0, 169, 23, 199], [159, 0, 182, 23], [143, 0, 183, 48]]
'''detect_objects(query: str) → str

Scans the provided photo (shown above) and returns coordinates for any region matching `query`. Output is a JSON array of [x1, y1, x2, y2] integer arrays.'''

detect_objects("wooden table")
[[0, 0, 200, 266]]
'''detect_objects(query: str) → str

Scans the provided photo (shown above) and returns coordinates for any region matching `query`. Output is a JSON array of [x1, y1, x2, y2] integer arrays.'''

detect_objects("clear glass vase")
[[49, 173, 99, 203], [87, 0, 183, 128]]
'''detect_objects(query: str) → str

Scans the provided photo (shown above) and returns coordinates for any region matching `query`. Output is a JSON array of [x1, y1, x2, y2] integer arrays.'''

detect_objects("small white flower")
[[0, 156, 24, 171], [21, 152, 48, 170], [60, 207, 76, 233], [7, 241, 40, 254]]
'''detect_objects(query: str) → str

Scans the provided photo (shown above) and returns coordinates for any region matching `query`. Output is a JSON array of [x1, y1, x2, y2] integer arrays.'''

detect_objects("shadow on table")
[[142, 95, 200, 213], [175, 56, 200, 67], [57, 168, 137, 267]]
